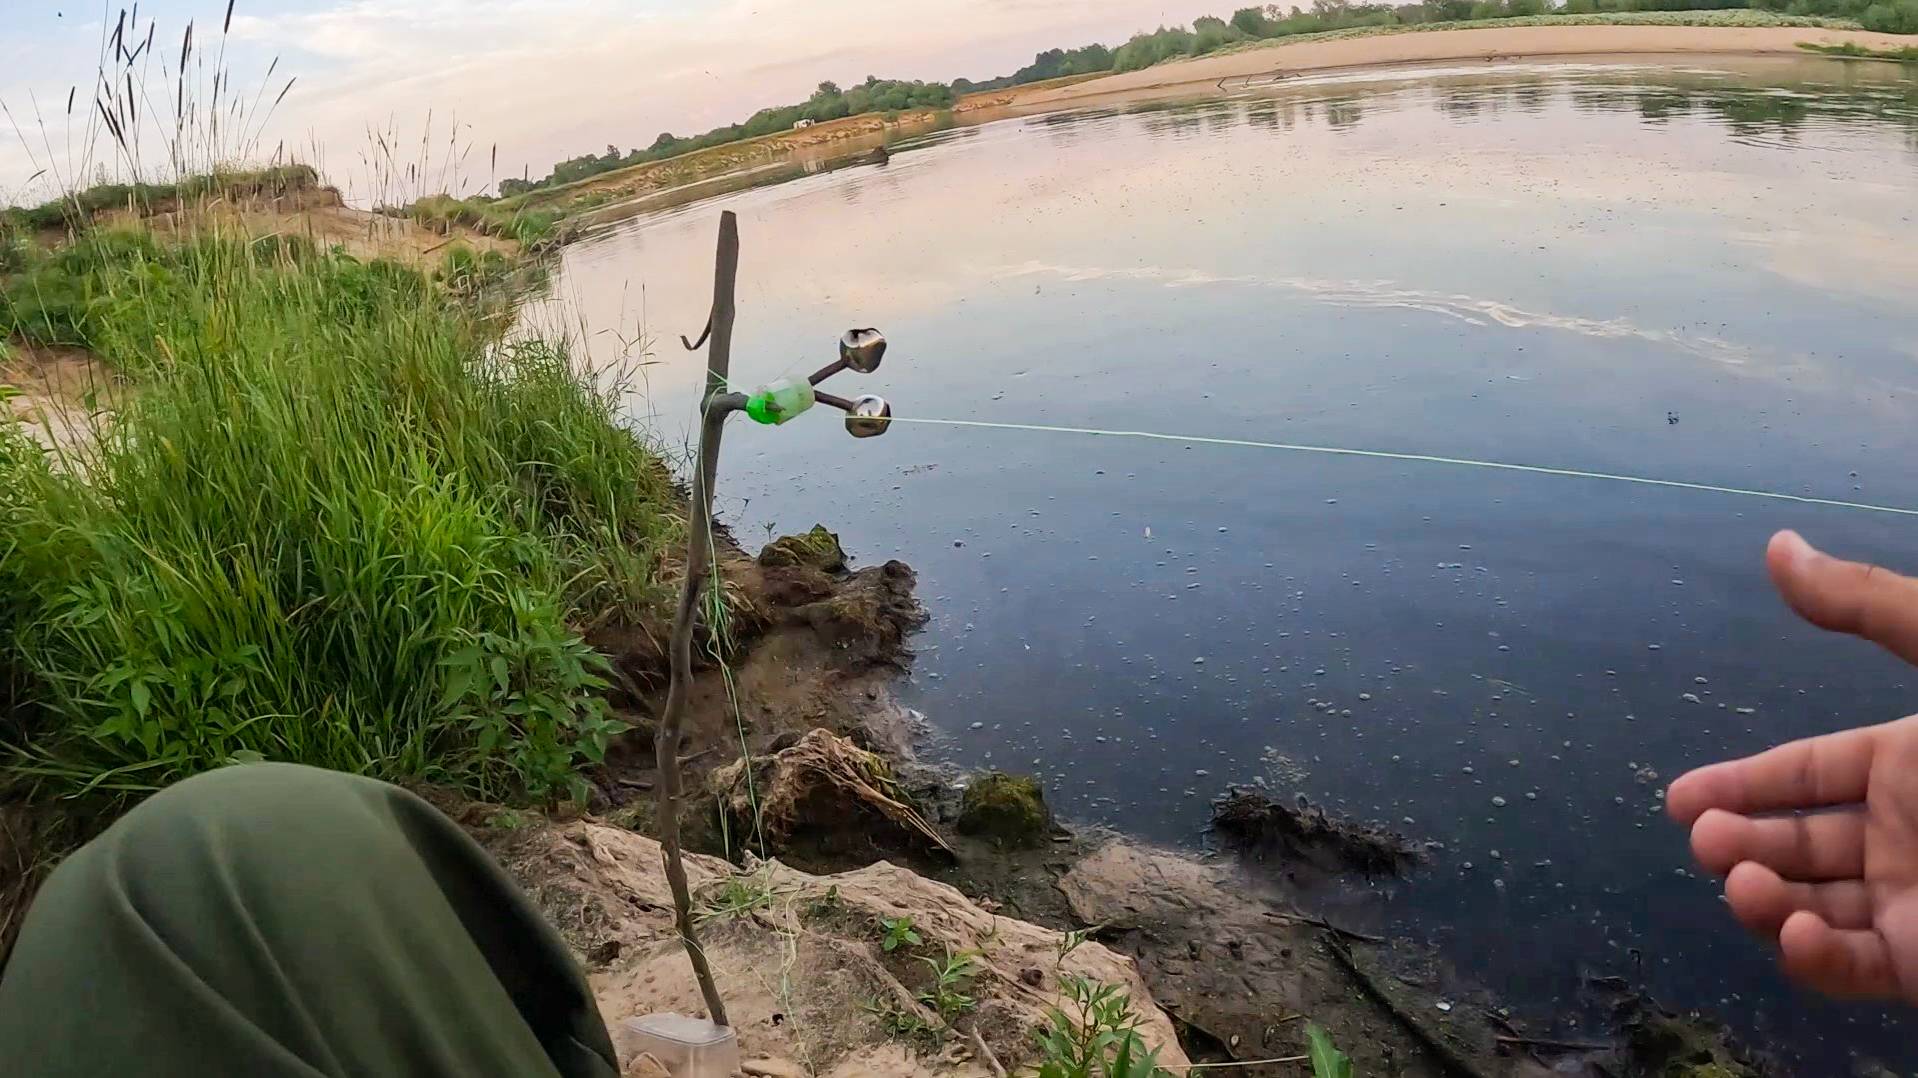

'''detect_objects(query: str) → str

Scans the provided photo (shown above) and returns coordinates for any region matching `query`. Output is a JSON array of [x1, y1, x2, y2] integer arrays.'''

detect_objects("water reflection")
[[529, 58, 1918, 1075]]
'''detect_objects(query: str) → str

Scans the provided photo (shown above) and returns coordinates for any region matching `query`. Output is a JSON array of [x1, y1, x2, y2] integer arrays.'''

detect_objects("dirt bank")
[[487, 818, 1191, 1076], [516, 110, 946, 216], [1009, 25, 1918, 108], [1, 339, 113, 453]]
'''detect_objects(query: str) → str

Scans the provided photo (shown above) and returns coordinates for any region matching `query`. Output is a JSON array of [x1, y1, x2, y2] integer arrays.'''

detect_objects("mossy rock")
[[759, 525, 847, 572], [957, 772, 1051, 848]]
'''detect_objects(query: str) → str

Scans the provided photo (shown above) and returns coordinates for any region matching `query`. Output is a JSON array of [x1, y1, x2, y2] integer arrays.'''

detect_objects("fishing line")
[[878, 415, 1918, 518]]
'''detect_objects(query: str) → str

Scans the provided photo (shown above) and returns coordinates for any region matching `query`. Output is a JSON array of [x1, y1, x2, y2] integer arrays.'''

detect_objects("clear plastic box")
[[616, 1013, 740, 1077]]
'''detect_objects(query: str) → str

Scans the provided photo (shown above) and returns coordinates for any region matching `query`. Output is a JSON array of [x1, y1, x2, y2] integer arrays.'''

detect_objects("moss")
[[957, 772, 1051, 848], [759, 524, 847, 571]]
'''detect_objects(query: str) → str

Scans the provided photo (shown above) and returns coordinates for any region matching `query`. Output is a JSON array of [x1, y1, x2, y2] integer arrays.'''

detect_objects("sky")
[[1, 0, 1217, 203]]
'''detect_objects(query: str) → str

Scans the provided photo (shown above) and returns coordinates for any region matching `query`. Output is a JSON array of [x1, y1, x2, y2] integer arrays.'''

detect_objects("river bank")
[[996, 23, 1918, 109], [476, 520, 1770, 1076]]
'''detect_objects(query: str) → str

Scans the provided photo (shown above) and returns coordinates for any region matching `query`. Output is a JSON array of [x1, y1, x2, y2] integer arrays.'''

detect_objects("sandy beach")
[[1011, 24, 1916, 106]]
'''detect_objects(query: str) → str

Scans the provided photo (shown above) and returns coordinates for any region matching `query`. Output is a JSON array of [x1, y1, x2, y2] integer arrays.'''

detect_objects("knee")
[[85, 763, 397, 882]]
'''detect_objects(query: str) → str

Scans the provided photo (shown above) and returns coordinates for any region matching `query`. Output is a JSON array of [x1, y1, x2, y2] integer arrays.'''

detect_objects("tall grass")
[[0, 228, 679, 803], [403, 193, 564, 248]]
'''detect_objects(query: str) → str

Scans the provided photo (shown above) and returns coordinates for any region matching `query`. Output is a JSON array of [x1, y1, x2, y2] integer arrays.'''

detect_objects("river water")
[[529, 56, 1918, 1073]]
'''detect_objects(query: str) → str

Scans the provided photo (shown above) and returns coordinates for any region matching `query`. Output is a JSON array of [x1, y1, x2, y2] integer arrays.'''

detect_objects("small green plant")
[[696, 871, 778, 925], [880, 915, 923, 953], [1057, 925, 1098, 965], [805, 883, 842, 919], [1033, 975, 1169, 1078], [1306, 1023, 1353, 1078], [917, 947, 979, 1022], [486, 809, 532, 831], [861, 998, 941, 1047]]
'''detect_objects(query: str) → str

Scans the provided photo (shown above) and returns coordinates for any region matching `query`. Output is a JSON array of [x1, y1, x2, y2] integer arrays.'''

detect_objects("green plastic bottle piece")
[[744, 377, 815, 425]]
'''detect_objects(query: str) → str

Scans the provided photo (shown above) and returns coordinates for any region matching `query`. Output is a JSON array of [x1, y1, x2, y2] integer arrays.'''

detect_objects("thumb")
[[1768, 530, 1918, 665]]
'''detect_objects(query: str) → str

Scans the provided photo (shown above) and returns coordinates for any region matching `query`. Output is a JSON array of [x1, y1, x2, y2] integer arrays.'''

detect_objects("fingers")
[[1777, 910, 1901, 1000], [1724, 861, 1875, 933], [1666, 725, 1878, 824], [1689, 808, 1865, 880], [1768, 529, 1918, 665]]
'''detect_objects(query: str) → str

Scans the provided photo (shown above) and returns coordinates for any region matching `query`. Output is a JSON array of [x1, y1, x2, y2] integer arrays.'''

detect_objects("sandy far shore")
[[1018, 25, 1916, 105]]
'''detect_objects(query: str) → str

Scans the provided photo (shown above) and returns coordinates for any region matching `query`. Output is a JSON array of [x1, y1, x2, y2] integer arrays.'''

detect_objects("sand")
[[1010, 25, 1917, 107]]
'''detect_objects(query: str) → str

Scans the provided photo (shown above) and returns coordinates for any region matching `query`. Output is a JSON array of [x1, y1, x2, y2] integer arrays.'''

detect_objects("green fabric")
[[0, 763, 618, 1077]]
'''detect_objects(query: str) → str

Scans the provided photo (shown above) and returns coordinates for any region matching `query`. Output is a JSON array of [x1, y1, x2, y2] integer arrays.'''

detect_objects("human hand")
[[1667, 530, 1918, 1003]]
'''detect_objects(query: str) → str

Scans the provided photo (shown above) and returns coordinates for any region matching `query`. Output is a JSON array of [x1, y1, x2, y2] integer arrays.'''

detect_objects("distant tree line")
[[500, 0, 1917, 196]]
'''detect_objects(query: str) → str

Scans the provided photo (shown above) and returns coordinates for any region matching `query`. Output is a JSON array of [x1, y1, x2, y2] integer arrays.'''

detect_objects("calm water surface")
[[529, 58, 1918, 1072]]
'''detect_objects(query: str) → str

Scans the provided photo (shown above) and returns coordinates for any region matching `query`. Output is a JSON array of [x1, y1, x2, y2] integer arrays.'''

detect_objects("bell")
[[839, 328, 887, 374], [845, 395, 892, 438]]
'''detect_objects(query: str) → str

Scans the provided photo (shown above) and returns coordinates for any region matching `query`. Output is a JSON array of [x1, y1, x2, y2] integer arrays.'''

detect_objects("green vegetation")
[[697, 869, 782, 925], [1306, 1024, 1354, 1078], [1, 165, 320, 234], [1033, 975, 1170, 1078], [400, 193, 564, 248], [502, 0, 1914, 204], [950, 45, 1119, 93], [957, 771, 1052, 847], [915, 947, 980, 1022], [1801, 34, 1918, 52], [0, 226, 678, 804], [880, 915, 923, 953], [498, 77, 955, 196], [1108, 0, 1889, 72]]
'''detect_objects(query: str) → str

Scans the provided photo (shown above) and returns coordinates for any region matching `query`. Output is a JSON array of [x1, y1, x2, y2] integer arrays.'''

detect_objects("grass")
[[401, 193, 565, 249], [1, 165, 321, 234], [915, 947, 980, 1023], [1800, 38, 1918, 55], [0, 225, 680, 805]]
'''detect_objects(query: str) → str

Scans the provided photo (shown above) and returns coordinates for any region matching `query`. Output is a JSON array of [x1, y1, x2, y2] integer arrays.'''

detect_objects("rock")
[[709, 729, 954, 863], [759, 525, 848, 572], [956, 772, 1053, 848], [489, 818, 1191, 1077], [791, 560, 925, 663]]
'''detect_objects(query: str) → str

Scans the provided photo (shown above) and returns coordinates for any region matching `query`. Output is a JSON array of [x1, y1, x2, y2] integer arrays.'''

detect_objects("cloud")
[[3, 0, 1213, 200]]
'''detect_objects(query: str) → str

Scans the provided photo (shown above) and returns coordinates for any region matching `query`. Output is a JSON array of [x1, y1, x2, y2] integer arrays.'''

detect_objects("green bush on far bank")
[[403, 193, 562, 248], [0, 227, 678, 804]]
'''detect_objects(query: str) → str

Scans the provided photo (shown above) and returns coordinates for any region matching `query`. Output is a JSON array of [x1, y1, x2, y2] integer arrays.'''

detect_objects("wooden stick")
[[654, 210, 740, 1029], [970, 1028, 1008, 1078], [1266, 910, 1385, 944]]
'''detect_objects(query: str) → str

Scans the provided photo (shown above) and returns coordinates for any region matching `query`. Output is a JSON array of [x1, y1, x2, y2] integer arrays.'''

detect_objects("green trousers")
[[0, 763, 619, 1077]]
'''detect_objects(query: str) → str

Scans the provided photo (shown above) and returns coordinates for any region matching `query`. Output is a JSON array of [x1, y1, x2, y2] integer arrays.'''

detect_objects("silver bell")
[[845, 395, 892, 438], [839, 328, 887, 374]]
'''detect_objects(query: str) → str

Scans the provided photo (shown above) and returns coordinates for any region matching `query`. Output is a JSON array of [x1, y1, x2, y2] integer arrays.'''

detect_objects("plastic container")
[[616, 1014, 740, 1077], [744, 377, 815, 425]]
